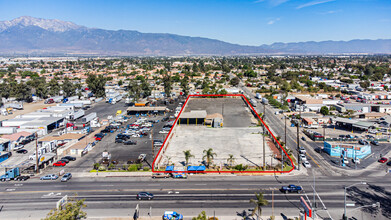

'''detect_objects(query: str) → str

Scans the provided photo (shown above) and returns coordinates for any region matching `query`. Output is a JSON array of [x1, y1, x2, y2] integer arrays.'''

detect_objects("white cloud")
[[320, 9, 342, 14], [267, 18, 280, 25], [254, 0, 289, 6], [296, 0, 336, 9]]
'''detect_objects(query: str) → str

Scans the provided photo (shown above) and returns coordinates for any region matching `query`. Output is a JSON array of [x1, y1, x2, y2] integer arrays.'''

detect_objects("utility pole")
[[35, 132, 39, 174], [297, 105, 301, 171], [282, 116, 286, 170], [313, 173, 316, 220], [263, 103, 266, 170], [151, 127, 154, 159]]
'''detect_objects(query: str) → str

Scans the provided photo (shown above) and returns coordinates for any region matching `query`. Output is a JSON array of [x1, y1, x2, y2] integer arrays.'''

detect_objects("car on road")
[[387, 161, 391, 166], [301, 136, 306, 141], [159, 130, 169, 134], [280, 184, 302, 194], [53, 161, 66, 167], [163, 211, 183, 220], [16, 149, 28, 154], [40, 174, 58, 180], [172, 173, 187, 179], [303, 161, 311, 168], [371, 140, 379, 146], [62, 156, 76, 161], [152, 173, 170, 179], [124, 140, 137, 145], [342, 158, 349, 164], [61, 173, 72, 182], [13, 145, 25, 151], [299, 154, 307, 161], [378, 157, 388, 163], [299, 147, 306, 154], [136, 192, 154, 200]]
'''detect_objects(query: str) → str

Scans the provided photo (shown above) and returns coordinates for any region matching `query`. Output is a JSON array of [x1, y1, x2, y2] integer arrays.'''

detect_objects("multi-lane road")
[[0, 175, 389, 219]]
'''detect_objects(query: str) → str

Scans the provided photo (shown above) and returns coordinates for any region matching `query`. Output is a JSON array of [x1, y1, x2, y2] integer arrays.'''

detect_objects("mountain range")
[[0, 16, 390, 56]]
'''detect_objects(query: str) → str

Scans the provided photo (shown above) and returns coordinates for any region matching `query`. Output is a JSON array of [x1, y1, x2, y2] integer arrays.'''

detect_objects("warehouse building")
[[1, 117, 64, 135], [178, 110, 207, 125]]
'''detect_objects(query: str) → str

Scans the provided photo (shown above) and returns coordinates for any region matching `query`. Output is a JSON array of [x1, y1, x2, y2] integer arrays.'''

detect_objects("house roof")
[[1, 131, 33, 141], [39, 133, 85, 142], [180, 110, 207, 119]]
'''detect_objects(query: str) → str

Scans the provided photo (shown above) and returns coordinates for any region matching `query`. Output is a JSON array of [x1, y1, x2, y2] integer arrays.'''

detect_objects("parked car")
[[172, 173, 187, 179], [299, 147, 306, 154], [115, 138, 124, 143], [163, 211, 183, 220], [152, 173, 170, 179], [124, 140, 137, 145], [59, 158, 70, 164], [378, 157, 388, 163], [53, 161, 66, 167], [371, 140, 379, 146], [359, 139, 369, 145], [301, 137, 306, 141], [95, 133, 104, 141], [16, 149, 28, 154], [61, 173, 72, 182], [386, 161, 391, 166], [116, 134, 130, 140], [136, 192, 154, 200], [342, 158, 349, 164], [62, 156, 76, 161], [40, 174, 58, 180], [19, 139, 31, 145], [303, 161, 311, 168], [159, 130, 169, 134]]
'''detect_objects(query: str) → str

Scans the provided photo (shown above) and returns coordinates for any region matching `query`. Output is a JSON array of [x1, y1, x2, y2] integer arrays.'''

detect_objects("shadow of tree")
[[346, 184, 390, 218]]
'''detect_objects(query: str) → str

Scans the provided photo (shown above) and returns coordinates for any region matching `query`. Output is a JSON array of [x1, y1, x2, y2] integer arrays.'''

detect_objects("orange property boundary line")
[[152, 94, 295, 174]]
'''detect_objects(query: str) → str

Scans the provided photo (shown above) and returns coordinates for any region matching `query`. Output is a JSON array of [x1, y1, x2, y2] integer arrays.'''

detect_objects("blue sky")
[[0, 0, 390, 45]]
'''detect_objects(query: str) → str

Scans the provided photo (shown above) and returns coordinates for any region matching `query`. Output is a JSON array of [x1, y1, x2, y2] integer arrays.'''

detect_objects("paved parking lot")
[[160, 97, 277, 168], [183, 97, 254, 127]]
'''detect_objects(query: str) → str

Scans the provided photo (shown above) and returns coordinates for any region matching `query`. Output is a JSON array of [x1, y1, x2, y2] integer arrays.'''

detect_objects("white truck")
[[81, 112, 97, 123], [68, 110, 85, 120], [70, 100, 92, 105], [255, 93, 262, 99], [261, 98, 269, 105], [4, 102, 23, 110]]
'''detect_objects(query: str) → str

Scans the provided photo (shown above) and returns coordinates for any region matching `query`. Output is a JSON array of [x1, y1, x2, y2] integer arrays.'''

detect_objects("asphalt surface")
[[0, 175, 390, 219]]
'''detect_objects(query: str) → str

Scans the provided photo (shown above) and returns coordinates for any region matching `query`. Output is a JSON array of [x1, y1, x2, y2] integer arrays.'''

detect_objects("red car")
[[53, 161, 66, 167], [378, 157, 388, 163]]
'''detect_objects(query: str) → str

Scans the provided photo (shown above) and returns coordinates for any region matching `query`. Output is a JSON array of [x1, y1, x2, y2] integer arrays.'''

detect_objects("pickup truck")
[[281, 185, 302, 194]]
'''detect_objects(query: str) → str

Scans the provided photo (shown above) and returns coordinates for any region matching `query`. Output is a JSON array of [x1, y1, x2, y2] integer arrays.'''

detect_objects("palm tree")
[[249, 192, 269, 220], [227, 154, 235, 168], [183, 150, 194, 166], [202, 148, 217, 168]]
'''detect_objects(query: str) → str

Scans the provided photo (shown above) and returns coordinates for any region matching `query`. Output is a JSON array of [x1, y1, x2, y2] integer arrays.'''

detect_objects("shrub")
[[143, 167, 150, 171], [93, 163, 100, 170]]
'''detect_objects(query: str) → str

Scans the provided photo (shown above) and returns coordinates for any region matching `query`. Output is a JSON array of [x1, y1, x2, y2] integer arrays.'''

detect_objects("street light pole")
[[263, 103, 266, 170], [343, 182, 367, 220], [282, 116, 286, 170]]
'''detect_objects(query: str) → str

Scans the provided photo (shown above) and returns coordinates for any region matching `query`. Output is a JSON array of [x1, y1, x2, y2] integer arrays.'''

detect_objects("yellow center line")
[[293, 139, 320, 168]]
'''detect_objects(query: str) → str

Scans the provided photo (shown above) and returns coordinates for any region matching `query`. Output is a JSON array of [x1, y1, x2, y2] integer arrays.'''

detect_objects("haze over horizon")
[[0, 0, 390, 46]]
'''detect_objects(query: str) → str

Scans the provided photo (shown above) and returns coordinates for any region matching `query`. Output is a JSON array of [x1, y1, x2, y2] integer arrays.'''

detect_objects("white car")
[[342, 158, 349, 164], [299, 154, 307, 161], [13, 145, 25, 151], [303, 161, 311, 168], [159, 130, 169, 134]]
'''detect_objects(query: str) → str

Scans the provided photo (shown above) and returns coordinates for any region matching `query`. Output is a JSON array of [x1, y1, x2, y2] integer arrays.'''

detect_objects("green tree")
[[162, 74, 172, 97], [227, 154, 235, 167], [320, 106, 329, 115], [230, 77, 240, 87], [202, 148, 217, 168], [180, 76, 190, 96], [249, 192, 269, 220], [118, 80, 123, 86], [62, 78, 76, 97], [141, 81, 151, 98], [48, 79, 61, 96], [183, 150, 194, 166], [44, 196, 87, 220], [86, 74, 107, 97], [127, 80, 141, 102], [192, 211, 207, 220]]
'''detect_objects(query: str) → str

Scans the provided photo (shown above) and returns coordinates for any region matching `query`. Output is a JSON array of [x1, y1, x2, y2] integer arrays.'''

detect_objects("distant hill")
[[0, 16, 390, 56]]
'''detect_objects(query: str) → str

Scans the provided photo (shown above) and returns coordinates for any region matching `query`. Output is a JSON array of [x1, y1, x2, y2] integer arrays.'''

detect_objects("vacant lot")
[[160, 96, 277, 168]]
